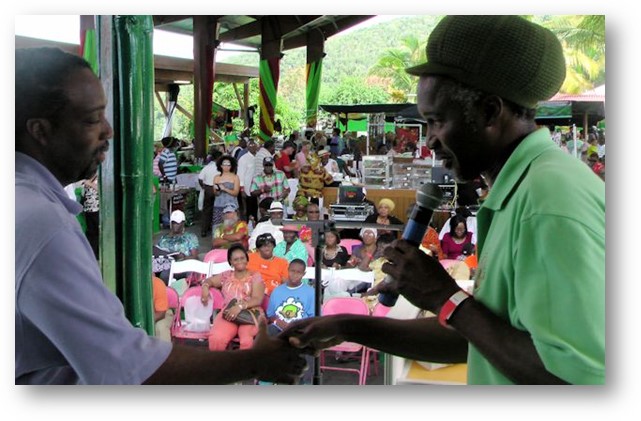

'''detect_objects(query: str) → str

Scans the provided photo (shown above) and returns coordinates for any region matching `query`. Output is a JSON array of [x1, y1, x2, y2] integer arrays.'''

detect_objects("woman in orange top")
[[247, 233, 289, 296]]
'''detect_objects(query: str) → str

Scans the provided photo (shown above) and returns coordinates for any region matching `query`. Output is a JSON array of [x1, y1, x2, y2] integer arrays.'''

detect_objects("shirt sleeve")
[[294, 241, 309, 263], [18, 230, 171, 384], [250, 176, 260, 192], [186, 233, 200, 253], [153, 277, 169, 312]]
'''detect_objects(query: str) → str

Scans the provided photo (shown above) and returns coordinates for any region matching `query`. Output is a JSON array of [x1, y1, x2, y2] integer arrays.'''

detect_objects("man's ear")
[[480, 95, 504, 127], [25, 118, 53, 147]]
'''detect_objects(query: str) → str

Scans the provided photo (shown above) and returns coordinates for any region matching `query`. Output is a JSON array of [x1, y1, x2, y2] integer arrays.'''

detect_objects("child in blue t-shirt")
[[264, 258, 315, 384]]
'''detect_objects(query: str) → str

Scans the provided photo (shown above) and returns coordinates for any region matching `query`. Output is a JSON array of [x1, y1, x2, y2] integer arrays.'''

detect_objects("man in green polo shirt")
[[282, 15, 605, 385]]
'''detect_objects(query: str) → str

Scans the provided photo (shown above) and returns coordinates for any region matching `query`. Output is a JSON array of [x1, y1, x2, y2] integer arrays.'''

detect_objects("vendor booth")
[[319, 103, 426, 155], [535, 95, 605, 129]]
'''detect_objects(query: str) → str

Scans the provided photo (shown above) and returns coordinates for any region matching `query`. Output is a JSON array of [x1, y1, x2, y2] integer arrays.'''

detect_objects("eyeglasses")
[[222, 163, 232, 166]]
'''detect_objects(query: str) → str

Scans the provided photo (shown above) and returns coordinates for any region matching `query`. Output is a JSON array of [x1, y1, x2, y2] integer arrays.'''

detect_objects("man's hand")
[[252, 317, 307, 384], [382, 240, 461, 314], [279, 315, 346, 355]]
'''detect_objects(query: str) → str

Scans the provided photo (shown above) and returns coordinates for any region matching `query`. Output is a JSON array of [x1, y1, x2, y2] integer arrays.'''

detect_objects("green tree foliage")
[[533, 15, 605, 93], [368, 34, 430, 102], [320, 76, 389, 105], [154, 15, 605, 140]]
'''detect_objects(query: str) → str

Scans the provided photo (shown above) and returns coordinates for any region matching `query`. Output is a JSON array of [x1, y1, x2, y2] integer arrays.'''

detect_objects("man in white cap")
[[155, 210, 200, 262], [211, 205, 249, 250], [248, 201, 285, 250]]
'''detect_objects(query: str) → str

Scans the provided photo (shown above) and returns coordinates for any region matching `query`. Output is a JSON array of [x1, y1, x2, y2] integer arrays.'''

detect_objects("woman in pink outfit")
[[440, 214, 474, 260], [201, 244, 265, 351]]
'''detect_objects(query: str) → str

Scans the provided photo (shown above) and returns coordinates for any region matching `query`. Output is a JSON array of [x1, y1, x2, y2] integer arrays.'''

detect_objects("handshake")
[[250, 314, 352, 385]]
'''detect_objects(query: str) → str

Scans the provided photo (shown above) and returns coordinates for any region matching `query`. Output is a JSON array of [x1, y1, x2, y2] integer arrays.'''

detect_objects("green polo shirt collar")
[[481, 128, 557, 212]]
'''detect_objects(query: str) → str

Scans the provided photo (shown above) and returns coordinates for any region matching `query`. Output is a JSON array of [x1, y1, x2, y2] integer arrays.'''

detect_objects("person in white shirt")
[[254, 139, 275, 178], [597, 136, 605, 159], [248, 201, 285, 250], [237, 140, 258, 221], [318, 149, 341, 186], [198, 151, 221, 237]]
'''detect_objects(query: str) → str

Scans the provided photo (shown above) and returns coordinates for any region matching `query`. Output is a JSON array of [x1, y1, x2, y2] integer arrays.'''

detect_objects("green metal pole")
[[114, 15, 155, 334]]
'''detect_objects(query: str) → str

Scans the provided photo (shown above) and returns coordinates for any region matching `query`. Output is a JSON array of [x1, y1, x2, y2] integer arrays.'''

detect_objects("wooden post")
[[258, 17, 282, 141], [193, 16, 219, 158], [306, 30, 324, 130]]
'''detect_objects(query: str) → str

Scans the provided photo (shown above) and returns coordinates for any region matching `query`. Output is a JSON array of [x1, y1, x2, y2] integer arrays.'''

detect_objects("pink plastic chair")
[[203, 248, 229, 264], [371, 302, 391, 317], [339, 239, 363, 255], [171, 286, 218, 344], [166, 286, 179, 311], [440, 259, 460, 269], [319, 297, 372, 385], [366, 302, 392, 379]]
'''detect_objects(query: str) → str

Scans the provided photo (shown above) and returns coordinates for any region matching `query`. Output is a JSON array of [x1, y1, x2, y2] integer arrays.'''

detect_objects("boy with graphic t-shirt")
[[264, 259, 315, 384]]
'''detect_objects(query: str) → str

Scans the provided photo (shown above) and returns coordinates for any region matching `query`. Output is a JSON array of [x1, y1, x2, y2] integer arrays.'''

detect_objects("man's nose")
[[426, 132, 438, 150], [103, 118, 114, 141]]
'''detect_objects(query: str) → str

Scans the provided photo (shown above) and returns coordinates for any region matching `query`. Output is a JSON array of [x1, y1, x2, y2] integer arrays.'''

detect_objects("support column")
[[113, 15, 155, 334], [193, 16, 219, 158], [306, 30, 325, 130], [258, 17, 282, 142], [97, 15, 118, 295], [242, 81, 250, 130]]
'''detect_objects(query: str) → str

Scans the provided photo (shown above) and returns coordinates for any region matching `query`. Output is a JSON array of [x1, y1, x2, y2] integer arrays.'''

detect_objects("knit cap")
[[406, 15, 566, 108]]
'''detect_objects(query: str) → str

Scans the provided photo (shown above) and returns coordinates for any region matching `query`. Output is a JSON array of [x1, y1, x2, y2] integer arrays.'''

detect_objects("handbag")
[[224, 298, 261, 326]]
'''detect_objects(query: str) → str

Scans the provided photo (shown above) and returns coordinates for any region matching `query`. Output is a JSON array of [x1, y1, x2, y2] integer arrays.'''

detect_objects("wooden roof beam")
[[282, 15, 374, 50], [219, 15, 321, 43], [153, 15, 192, 28]]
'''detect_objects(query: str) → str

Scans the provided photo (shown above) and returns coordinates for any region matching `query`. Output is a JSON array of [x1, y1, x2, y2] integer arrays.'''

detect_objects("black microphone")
[[378, 183, 444, 307]]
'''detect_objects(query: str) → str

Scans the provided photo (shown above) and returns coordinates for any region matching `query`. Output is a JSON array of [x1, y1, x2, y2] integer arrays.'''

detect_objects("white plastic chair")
[[167, 259, 212, 288]]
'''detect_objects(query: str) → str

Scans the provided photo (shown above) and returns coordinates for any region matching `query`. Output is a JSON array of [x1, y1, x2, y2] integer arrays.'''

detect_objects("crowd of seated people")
[[154, 130, 484, 357]]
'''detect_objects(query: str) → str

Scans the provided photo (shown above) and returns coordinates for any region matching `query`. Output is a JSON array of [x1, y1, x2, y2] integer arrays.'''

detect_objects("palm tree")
[[368, 35, 426, 102], [535, 15, 605, 93]]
